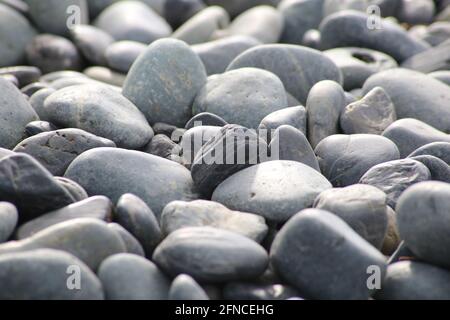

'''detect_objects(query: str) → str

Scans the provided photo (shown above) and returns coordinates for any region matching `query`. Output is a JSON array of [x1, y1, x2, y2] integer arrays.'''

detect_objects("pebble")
[[212, 160, 332, 223], [142, 134, 181, 163], [206, 0, 279, 18], [420, 22, 450, 47], [258, 106, 307, 139], [16, 196, 113, 240], [25, 121, 58, 137], [410, 155, 450, 183], [153, 226, 269, 283], [302, 29, 321, 49], [43, 84, 153, 149], [161, 200, 268, 242], [98, 253, 171, 300], [0, 202, 18, 243], [306, 80, 346, 148], [70, 25, 115, 66], [83, 66, 126, 87], [0, 218, 126, 270], [0, 78, 38, 149], [270, 209, 387, 300], [185, 112, 228, 129], [94, 1, 172, 43], [179, 126, 222, 166], [402, 39, 450, 73], [107, 223, 145, 257], [223, 283, 300, 300], [40, 70, 87, 83], [227, 44, 343, 105], [396, 0, 436, 25], [340, 87, 397, 135], [397, 181, 450, 269], [20, 82, 49, 96], [104, 41, 147, 74], [65, 148, 199, 218], [408, 142, 450, 165], [0, 249, 103, 300], [54, 177, 88, 202], [193, 68, 287, 129], [0, 66, 41, 87], [114, 193, 162, 257], [123, 38, 207, 127], [323, 0, 400, 17], [429, 70, 450, 85], [169, 274, 210, 300], [382, 206, 401, 256], [164, 0, 206, 29], [313, 184, 389, 249], [315, 134, 400, 187]]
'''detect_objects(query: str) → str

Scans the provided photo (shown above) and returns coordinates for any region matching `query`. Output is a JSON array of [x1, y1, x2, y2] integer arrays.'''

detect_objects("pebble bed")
[[0, 0, 450, 300]]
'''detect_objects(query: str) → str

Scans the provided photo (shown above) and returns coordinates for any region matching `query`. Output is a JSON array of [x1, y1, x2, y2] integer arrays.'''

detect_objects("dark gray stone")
[[17, 196, 113, 240], [212, 160, 332, 223], [153, 123, 178, 137], [223, 282, 300, 300], [314, 185, 388, 249], [0, 202, 17, 243], [105, 41, 146, 74], [70, 25, 115, 66], [193, 68, 287, 129], [258, 106, 307, 140], [340, 87, 397, 135], [0, 66, 41, 87], [408, 142, 450, 165], [25, 121, 58, 137], [306, 80, 346, 148], [315, 134, 400, 187], [185, 113, 228, 130], [359, 159, 431, 208], [323, 0, 400, 17], [205, 0, 279, 18], [107, 223, 145, 257], [169, 274, 210, 300], [161, 200, 268, 243], [55, 177, 88, 202], [153, 226, 269, 283], [410, 155, 450, 183], [114, 193, 162, 257], [227, 44, 343, 104], [270, 209, 387, 300], [87, 0, 120, 18], [0, 249, 103, 300], [164, 0, 206, 29], [123, 38, 207, 127], [142, 134, 181, 163], [98, 253, 171, 300], [396, 0, 435, 25]]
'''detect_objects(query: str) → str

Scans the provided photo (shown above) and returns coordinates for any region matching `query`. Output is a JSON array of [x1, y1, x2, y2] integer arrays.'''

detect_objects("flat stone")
[[107, 223, 145, 257], [0, 249, 103, 300], [227, 44, 343, 104], [17, 196, 113, 240], [408, 142, 450, 165], [70, 25, 115, 66], [44, 84, 153, 149], [314, 184, 388, 249], [123, 38, 207, 127], [98, 253, 170, 300], [105, 41, 147, 74], [169, 274, 210, 300], [270, 209, 387, 300], [193, 68, 287, 129], [212, 160, 332, 223], [410, 155, 450, 183], [65, 148, 199, 218], [315, 134, 400, 187], [0, 202, 18, 243], [258, 106, 307, 139], [161, 200, 268, 243], [153, 226, 269, 283]]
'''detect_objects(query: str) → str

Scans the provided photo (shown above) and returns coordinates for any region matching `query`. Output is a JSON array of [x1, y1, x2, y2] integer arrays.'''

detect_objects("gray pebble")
[[104, 41, 146, 74], [382, 206, 401, 256], [107, 223, 145, 257], [185, 113, 228, 129], [0, 202, 18, 243], [54, 177, 88, 202], [410, 155, 450, 183], [258, 106, 307, 140], [25, 121, 58, 137], [408, 142, 450, 165], [169, 274, 210, 300], [70, 25, 115, 66], [402, 39, 450, 73], [0, 66, 41, 87], [223, 282, 300, 300]]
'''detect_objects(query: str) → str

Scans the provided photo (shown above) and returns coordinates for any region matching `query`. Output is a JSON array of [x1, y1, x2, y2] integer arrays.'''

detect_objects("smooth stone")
[[0, 249, 103, 300], [20, 82, 49, 96], [70, 25, 115, 66], [0, 154, 76, 223], [107, 223, 145, 257], [223, 282, 299, 300], [17, 196, 113, 240], [340, 87, 397, 135], [360, 159, 431, 208], [382, 206, 401, 256], [25, 121, 58, 137], [0, 0, 29, 14], [153, 122, 178, 137], [26, 34, 84, 74], [65, 148, 199, 218], [315, 134, 400, 187], [190, 125, 268, 197], [387, 240, 415, 264], [83, 66, 126, 87], [324, 47, 398, 91], [228, 5, 283, 44], [48, 78, 99, 90], [94, 1, 172, 43], [0, 74, 18, 87], [323, 0, 400, 17], [98, 253, 170, 300], [375, 261, 450, 300], [161, 200, 268, 242], [40, 70, 87, 83], [227, 44, 342, 104], [172, 6, 229, 45], [363, 69, 450, 133], [0, 202, 18, 242], [278, 0, 324, 45], [0, 66, 41, 87], [314, 184, 388, 249], [87, 0, 120, 18], [185, 113, 228, 129], [212, 160, 332, 222], [402, 39, 450, 73], [14, 128, 116, 176], [164, 0, 206, 29], [44, 84, 153, 149], [0, 78, 39, 149], [408, 142, 450, 165], [306, 80, 346, 148], [54, 177, 88, 202], [258, 106, 307, 140], [382, 118, 450, 158], [270, 209, 387, 300], [0, 218, 126, 270], [105, 41, 146, 74], [0, 148, 14, 160], [410, 155, 450, 183], [123, 38, 207, 127], [429, 70, 450, 85], [114, 193, 162, 257], [193, 68, 287, 129], [142, 134, 181, 163], [179, 126, 222, 166], [319, 11, 429, 62], [421, 22, 450, 46], [396, 0, 435, 25], [302, 29, 321, 49], [169, 274, 209, 300], [396, 181, 450, 269], [269, 125, 320, 171], [192, 36, 261, 75], [153, 226, 269, 282], [0, 3, 36, 67], [205, 0, 280, 18]]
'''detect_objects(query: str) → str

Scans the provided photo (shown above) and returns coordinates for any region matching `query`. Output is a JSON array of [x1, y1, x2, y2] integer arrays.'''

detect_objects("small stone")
[[179, 126, 222, 166], [107, 223, 145, 257], [55, 177, 88, 202], [25, 121, 58, 137], [0, 202, 18, 243], [396, 0, 436, 25], [223, 282, 300, 300], [98, 253, 171, 300], [402, 39, 450, 73], [105, 41, 146, 74], [381, 206, 401, 256], [408, 142, 450, 165], [0, 66, 41, 87], [29, 88, 56, 120], [70, 25, 115, 66], [258, 106, 307, 139], [185, 113, 228, 130], [40, 70, 87, 83], [83, 66, 126, 87], [142, 134, 181, 163], [205, 0, 279, 18], [302, 29, 321, 49], [169, 274, 210, 300], [153, 123, 178, 137], [430, 70, 450, 86], [20, 82, 49, 97], [410, 155, 450, 183]]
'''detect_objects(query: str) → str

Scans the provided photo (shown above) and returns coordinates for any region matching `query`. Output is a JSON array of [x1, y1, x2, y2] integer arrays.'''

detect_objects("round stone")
[[70, 25, 115, 66], [104, 41, 147, 74], [258, 106, 307, 139]]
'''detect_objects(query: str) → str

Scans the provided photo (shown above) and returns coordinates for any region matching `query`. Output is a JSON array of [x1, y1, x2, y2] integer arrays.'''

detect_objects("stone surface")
[[381, 206, 401, 256], [223, 282, 300, 300], [258, 106, 307, 139], [70, 25, 114, 66], [0, 66, 41, 87], [397, 0, 436, 25], [107, 223, 145, 257], [0, 202, 18, 243], [410, 155, 450, 183], [142, 134, 181, 163], [402, 39, 450, 73], [164, 0, 206, 29], [179, 126, 222, 166], [104, 41, 147, 74], [25, 121, 58, 137], [55, 177, 88, 202], [169, 274, 210, 300], [185, 113, 228, 130], [408, 142, 450, 165]]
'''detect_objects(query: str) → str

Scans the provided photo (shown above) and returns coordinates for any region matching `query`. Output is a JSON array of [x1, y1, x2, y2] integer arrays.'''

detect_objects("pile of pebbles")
[[0, 0, 450, 300]]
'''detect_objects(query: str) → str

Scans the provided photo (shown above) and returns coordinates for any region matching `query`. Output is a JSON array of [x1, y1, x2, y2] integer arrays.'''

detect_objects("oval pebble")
[[104, 41, 147, 74], [169, 274, 210, 300], [70, 25, 115, 66], [408, 142, 450, 165], [0, 202, 18, 243]]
